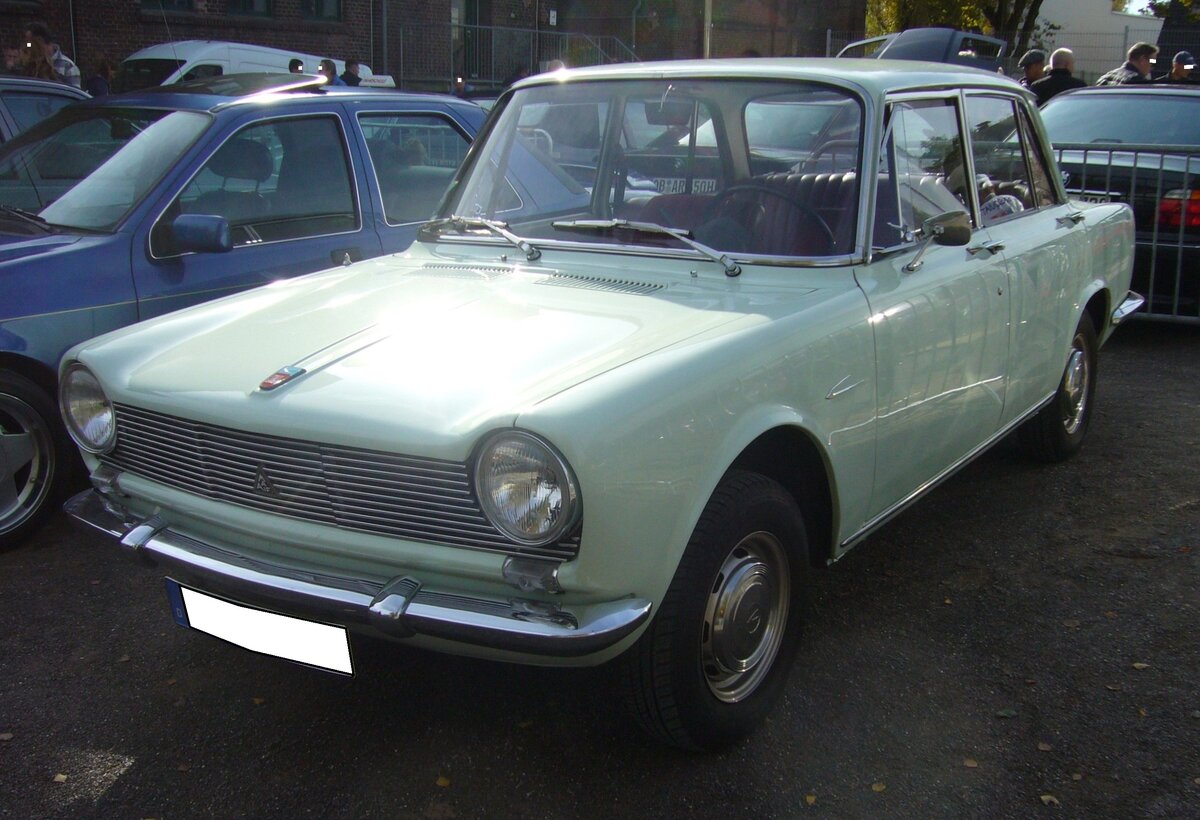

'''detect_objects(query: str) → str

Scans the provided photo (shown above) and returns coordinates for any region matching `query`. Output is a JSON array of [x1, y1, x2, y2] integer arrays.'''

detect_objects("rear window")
[[1041, 93, 1198, 146]]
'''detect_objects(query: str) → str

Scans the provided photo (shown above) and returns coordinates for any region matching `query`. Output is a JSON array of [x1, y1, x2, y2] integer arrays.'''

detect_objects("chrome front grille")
[[102, 404, 579, 560]]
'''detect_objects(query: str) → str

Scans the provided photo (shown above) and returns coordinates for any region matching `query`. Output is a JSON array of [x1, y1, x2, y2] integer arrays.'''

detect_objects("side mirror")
[[905, 209, 971, 271], [170, 214, 232, 254]]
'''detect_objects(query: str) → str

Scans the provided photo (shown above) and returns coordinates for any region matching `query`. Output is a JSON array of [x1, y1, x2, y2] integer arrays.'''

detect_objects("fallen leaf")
[[517, 720, 533, 729], [53, 773, 68, 784], [436, 776, 451, 788], [1180, 547, 1194, 554], [1037, 742, 1053, 752], [1194, 777, 1200, 786], [166, 679, 177, 686], [1040, 794, 1060, 807], [943, 598, 953, 605], [1104, 611, 1118, 619], [805, 794, 817, 806], [1132, 662, 1150, 670], [995, 708, 1018, 719], [871, 782, 886, 793], [0, 732, 12, 741], [963, 758, 979, 768], [1071, 773, 1083, 781], [1024, 679, 1038, 686], [1138, 707, 1148, 717], [1062, 619, 1081, 628], [252, 697, 265, 706], [177, 764, 190, 772], [117, 655, 131, 663], [89, 580, 101, 586], [1191, 711, 1200, 719]]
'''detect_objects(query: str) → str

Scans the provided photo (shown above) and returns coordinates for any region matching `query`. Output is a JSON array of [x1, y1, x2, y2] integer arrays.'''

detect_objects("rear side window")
[[964, 96, 1033, 225], [153, 115, 357, 255], [358, 113, 470, 224], [1040, 93, 1196, 146], [1, 91, 79, 135]]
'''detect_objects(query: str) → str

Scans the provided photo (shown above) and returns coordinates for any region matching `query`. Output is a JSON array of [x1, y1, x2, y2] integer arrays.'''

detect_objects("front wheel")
[[0, 370, 75, 549], [621, 470, 808, 750], [1019, 313, 1098, 462]]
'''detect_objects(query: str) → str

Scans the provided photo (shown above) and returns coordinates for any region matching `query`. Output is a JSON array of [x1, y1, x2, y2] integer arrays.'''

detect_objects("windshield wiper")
[[420, 216, 541, 261], [0, 205, 54, 233], [551, 218, 741, 277]]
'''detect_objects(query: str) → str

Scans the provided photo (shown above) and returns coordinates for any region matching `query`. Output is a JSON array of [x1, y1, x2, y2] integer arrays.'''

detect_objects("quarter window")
[[153, 115, 356, 256], [359, 113, 470, 224], [875, 99, 971, 249]]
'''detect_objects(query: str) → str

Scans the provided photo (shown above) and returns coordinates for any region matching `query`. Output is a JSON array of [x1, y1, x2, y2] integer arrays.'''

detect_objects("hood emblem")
[[259, 365, 306, 391], [254, 465, 279, 497]]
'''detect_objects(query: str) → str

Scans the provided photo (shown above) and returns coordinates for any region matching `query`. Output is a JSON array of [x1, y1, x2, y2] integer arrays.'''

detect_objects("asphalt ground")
[[2, 319, 1198, 818]]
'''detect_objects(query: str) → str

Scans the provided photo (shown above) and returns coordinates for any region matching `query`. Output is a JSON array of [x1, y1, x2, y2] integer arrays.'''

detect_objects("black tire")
[[621, 470, 808, 751], [0, 370, 76, 550], [1019, 313, 1098, 462]]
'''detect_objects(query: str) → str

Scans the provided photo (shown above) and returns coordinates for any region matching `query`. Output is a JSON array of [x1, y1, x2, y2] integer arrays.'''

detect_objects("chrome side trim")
[[65, 490, 648, 658], [837, 391, 1056, 555], [1112, 291, 1145, 325]]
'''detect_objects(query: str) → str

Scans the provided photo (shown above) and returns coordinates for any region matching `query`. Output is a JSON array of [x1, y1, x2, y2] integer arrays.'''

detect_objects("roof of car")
[[1051, 84, 1200, 98], [0, 75, 91, 99], [73, 73, 478, 114], [512, 58, 1023, 96]]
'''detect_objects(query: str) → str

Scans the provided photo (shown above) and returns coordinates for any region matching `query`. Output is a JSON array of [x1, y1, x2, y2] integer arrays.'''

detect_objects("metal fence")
[[1050, 143, 1200, 321], [386, 23, 637, 93]]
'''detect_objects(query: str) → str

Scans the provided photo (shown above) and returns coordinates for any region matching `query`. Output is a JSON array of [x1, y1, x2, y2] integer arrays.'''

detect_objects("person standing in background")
[[1096, 42, 1158, 85], [24, 22, 80, 88], [1016, 49, 1046, 88], [288, 58, 305, 74], [319, 59, 346, 86], [86, 54, 114, 97], [1155, 51, 1195, 84], [1032, 48, 1086, 105], [340, 59, 361, 86]]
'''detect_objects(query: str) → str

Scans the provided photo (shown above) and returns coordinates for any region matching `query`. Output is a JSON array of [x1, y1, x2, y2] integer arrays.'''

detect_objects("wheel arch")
[[0, 353, 59, 400], [1083, 287, 1111, 341], [729, 425, 835, 569]]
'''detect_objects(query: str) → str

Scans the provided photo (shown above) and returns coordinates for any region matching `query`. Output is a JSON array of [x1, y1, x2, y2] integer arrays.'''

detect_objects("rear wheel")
[[1019, 313, 1098, 462], [622, 470, 808, 750], [0, 370, 74, 549]]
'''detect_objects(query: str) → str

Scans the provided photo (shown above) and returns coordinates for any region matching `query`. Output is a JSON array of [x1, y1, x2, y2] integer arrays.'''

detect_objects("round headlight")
[[475, 431, 579, 546], [60, 364, 116, 453]]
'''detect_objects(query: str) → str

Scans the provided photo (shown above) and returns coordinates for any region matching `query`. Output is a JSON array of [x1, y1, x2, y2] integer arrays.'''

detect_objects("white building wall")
[[1035, 1, 1164, 81]]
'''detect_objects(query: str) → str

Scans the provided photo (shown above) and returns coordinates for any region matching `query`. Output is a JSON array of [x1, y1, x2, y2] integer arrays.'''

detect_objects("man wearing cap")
[[1032, 48, 1087, 105], [1096, 42, 1158, 85], [1017, 49, 1046, 88], [1155, 51, 1196, 84]]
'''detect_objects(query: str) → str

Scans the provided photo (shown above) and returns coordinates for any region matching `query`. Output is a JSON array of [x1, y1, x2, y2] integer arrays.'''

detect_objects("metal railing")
[[387, 23, 637, 93], [1051, 143, 1200, 321]]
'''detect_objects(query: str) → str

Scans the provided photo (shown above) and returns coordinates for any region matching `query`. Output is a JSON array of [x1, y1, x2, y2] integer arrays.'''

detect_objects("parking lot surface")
[[1, 320, 1197, 818]]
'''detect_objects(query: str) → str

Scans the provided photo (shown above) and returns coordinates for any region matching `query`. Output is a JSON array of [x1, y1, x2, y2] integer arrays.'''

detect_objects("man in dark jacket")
[[1154, 51, 1195, 84], [1096, 42, 1157, 85], [1032, 48, 1086, 105], [1016, 49, 1046, 88]]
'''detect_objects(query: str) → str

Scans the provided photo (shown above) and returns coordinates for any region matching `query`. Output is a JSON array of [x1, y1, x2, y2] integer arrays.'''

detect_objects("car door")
[[130, 104, 382, 320], [855, 94, 1012, 520], [352, 105, 476, 252], [962, 92, 1087, 424]]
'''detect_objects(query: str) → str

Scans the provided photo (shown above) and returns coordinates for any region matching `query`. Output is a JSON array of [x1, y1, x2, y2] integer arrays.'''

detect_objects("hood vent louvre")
[[417, 263, 515, 280], [537, 273, 663, 295]]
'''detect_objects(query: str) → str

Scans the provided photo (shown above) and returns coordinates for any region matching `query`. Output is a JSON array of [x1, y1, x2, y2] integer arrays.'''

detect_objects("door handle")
[[1056, 211, 1086, 227], [966, 240, 1005, 255]]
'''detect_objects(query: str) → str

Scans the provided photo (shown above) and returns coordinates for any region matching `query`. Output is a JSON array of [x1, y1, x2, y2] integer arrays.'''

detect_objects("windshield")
[[1041, 93, 1198, 146], [113, 58, 184, 93], [0, 107, 210, 231], [443, 78, 864, 259]]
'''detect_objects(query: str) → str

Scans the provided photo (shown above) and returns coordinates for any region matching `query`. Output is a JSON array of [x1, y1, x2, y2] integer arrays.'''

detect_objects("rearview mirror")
[[644, 99, 695, 126], [170, 214, 232, 254]]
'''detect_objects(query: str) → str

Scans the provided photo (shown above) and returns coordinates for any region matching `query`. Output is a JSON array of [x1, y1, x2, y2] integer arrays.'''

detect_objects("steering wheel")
[[703, 183, 836, 255]]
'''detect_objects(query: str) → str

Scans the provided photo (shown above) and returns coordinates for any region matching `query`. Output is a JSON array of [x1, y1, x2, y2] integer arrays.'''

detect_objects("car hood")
[[76, 247, 821, 459], [0, 228, 84, 263]]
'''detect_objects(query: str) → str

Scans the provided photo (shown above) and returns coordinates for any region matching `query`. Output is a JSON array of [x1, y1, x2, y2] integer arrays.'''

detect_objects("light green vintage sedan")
[[60, 60, 1140, 750]]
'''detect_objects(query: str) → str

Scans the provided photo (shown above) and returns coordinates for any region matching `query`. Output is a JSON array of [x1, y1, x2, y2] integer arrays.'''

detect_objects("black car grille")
[[101, 404, 580, 561]]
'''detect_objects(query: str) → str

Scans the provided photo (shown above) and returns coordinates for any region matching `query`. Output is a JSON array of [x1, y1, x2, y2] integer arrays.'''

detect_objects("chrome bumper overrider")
[[1112, 290, 1145, 324], [65, 490, 651, 657]]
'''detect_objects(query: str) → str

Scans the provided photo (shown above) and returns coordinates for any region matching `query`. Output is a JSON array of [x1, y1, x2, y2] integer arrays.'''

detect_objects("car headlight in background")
[[475, 431, 579, 546], [60, 364, 116, 453]]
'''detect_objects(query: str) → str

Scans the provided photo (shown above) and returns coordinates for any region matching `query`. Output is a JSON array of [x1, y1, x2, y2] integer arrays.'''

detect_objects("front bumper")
[[66, 489, 651, 658]]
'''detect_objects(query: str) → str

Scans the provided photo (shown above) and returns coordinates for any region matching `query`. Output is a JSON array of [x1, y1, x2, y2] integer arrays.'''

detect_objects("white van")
[[115, 40, 393, 91]]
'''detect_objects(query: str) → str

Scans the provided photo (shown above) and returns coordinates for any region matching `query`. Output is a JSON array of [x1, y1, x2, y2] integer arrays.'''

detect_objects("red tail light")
[[1158, 189, 1200, 229]]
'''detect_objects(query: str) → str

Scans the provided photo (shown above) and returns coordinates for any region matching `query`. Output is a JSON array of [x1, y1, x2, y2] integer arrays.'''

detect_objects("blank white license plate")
[[165, 579, 353, 675]]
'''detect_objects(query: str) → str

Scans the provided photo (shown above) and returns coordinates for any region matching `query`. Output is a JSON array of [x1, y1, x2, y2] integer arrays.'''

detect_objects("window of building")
[[141, 0, 194, 10], [302, 0, 341, 21], [228, 0, 272, 16]]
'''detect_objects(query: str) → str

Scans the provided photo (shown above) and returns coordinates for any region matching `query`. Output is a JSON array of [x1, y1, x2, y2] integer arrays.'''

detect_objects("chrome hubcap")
[[1061, 337, 1089, 436], [0, 391, 52, 535], [701, 531, 790, 703]]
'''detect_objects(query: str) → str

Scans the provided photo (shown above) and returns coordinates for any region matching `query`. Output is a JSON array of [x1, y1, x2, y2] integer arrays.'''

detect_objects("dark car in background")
[[0, 73, 485, 547], [1041, 86, 1200, 320], [837, 27, 1008, 72], [0, 76, 90, 141]]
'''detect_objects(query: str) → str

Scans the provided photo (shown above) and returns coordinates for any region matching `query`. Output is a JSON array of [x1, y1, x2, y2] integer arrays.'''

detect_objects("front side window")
[[964, 95, 1033, 226], [874, 99, 971, 249], [152, 115, 356, 256], [0, 107, 210, 230], [445, 79, 864, 259], [359, 113, 471, 224]]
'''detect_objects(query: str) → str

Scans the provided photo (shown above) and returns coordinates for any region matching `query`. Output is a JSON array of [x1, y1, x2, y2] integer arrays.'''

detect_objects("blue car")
[[0, 73, 484, 546]]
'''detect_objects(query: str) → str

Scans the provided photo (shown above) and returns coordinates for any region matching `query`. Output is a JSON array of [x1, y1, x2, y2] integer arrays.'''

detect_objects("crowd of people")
[[1014, 42, 1196, 106]]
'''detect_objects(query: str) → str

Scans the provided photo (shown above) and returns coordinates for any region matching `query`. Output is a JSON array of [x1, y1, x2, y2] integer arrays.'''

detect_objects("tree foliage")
[[1145, 0, 1200, 21], [866, 0, 1050, 57]]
